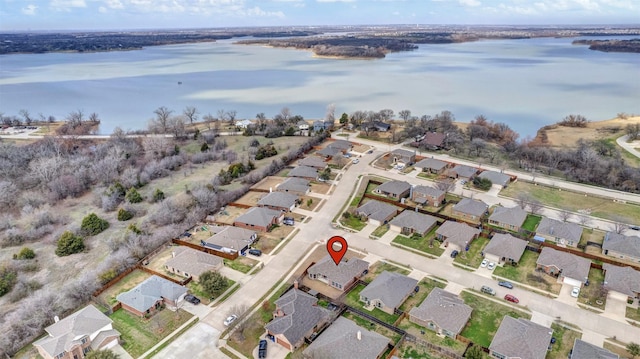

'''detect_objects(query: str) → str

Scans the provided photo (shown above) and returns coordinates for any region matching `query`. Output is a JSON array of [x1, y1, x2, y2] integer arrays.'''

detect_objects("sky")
[[0, 0, 638, 31]]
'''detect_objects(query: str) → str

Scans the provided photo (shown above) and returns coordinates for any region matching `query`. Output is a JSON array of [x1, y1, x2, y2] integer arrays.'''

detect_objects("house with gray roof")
[[265, 288, 332, 352], [483, 233, 528, 266], [390, 211, 439, 236], [288, 165, 319, 180], [435, 221, 481, 252], [355, 200, 400, 226], [302, 317, 390, 359], [536, 247, 591, 288], [478, 170, 511, 187], [164, 246, 223, 281], [412, 185, 446, 207], [390, 148, 416, 165], [536, 217, 584, 248], [489, 206, 528, 232], [276, 177, 311, 196], [603, 232, 640, 262], [603, 263, 640, 301], [489, 316, 552, 359], [33, 305, 121, 359], [448, 165, 478, 180], [117, 275, 187, 317], [452, 198, 488, 221], [409, 288, 472, 338], [203, 226, 258, 255], [298, 156, 328, 170], [414, 158, 448, 174], [360, 271, 418, 314], [307, 255, 370, 291], [233, 207, 283, 232], [316, 146, 341, 158], [374, 180, 411, 200], [258, 191, 299, 212], [571, 339, 619, 359]]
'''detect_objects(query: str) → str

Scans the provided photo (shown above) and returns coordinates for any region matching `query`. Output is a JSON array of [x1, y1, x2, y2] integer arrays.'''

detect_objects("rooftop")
[[288, 165, 319, 178], [489, 316, 552, 359], [360, 271, 418, 309], [453, 198, 489, 217], [483, 233, 528, 262], [375, 180, 411, 196], [164, 246, 222, 277], [116, 275, 187, 313], [356, 200, 399, 222], [390, 211, 438, 234], [414, 158, 447, 171], [302, 317, 390, 359], [409, 288, 472, 334], [489, 206, 528, 228], [603, 263, 640, 297], [308, 255, 370, 288], [258, 191, 299, 209], [537, 217, 584, 243], [435, 221, 481, 248], [234, 207, 282, 228], [603, 232, 640, 259], [537, 247, 591, 282], [478, 170, 511, 187]]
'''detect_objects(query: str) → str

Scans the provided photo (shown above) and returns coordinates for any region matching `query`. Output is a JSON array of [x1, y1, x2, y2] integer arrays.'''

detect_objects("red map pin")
[[327, 236, 348, 265]]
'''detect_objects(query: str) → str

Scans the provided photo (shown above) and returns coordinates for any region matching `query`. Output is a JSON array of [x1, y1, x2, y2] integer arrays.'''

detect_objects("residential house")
[[316, 146, 342, 158], [258, 191, 299, 212], [489, 316, 552, 359], [298, 156, 328, 170], [452, 198, 489, 221], [297, 120, 310, 131], [202, 226, 258, 255], [327, 139, 352, 152], [359, 271, 418, 315], [164, 246, 223, 281], [265, 288, 332, 352], [483, 233, 528, 266], [536, 247, 591, 287], [355, 200, 400, 226], [33, 305, 121, 359], [435, 221, 481, 252], [235, 119, 253, 129], [374, 180, 411, 200], [276, 177, 311, 196], [536, 217, 583, 248], [602, 232, 640, 262], [447, 165, 478, 180], [287, 165, 319, 180], [477, 170, 511, 188], [313, 120, 333, 132], [409, 288, 472, 338], [602, 263, 640, 302], [390, 148, 416, 165], [302, 317, 390, 359], [420, 132, 446, 150], [414, 158, 448, 174], [366, 121, 391, 132], [233, 207, 283, 232], [390, 211, 438, 236], [412, 185, 446, 207], [489, 206, 528, 232], [116, 275, 187, 317], [307, 255, 370, 291], [570, 339, 619, 359]]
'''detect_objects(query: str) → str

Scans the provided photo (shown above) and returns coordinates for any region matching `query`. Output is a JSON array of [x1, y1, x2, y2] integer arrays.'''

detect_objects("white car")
[[352, 158, 359, 164], [480, 259, 488, 268], [571, 287, 580, 298], [224, 314, 238, 326], [487, 262, 496, 270]]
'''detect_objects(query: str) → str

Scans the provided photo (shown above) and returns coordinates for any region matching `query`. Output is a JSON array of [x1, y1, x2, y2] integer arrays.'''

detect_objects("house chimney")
[[294, 280, 299, 289], [357, 330, 361, 340], [54, 315, 60, 323]]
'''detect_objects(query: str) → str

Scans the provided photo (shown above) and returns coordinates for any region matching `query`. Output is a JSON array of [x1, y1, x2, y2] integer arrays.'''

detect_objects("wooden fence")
[[172, 238, 239, 260]]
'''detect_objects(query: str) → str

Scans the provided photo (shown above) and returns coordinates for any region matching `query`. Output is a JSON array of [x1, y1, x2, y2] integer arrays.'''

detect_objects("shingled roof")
[[234, 207, 282, 228], [453, 198, 488, 217], [164, 246, 222, 277], [116, 275, 187, 313], [308, 256, 370, 289], [413, 186, 446, 202], [537, 247, 591, 282], [450, 165, 478, 178], [435, 221, 481, 248], [571, 339, 619, 359], [298, 156, 328, 169], [489, 206, 528, 228], [603, 263, 640, 298], [483, 233, 528, 263], [490, 316, 552, 359], [414, 158, 447, 171], [409, 288, 472, 335], [258, 191, 299, 209], [478, 170, 511, 187], [303, 317, 390, 359], [537, 217, 583, 244], [390, 211, 438, 235], [356, 200, 399, 222], [375, 180, 411, 196], [288, 165, 319, 179], [204, 226, 257, 251], [360, 271, 418, 309], [277, 177, 311, 194], [603, 232, 640, 259]]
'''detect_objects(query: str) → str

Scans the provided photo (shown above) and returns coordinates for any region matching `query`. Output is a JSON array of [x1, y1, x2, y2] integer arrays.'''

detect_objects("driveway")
[[153, 322, 224, 359], [557, 283, 579, 305], [603, 292, 628, 321], [252, 336, 289, 359]]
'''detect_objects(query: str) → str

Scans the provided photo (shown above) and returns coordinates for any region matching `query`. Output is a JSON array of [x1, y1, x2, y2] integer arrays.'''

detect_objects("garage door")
[[609, 291, 629, 301], [485, 253, 500, 264], [563, 277, 582, 287]]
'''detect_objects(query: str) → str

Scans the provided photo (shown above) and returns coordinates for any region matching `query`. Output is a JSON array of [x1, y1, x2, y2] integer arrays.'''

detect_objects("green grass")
[[391, 227, 444, 257], [350, 195, 363, 206], [364, 262, 411, 282], [110, 308, 193, 358], [371, 224, 390, 237], [454, 237, 489, 268], [493, 250, 562, 294], [100, 269, 150, 305], [577, 268, 607, 309], [344, 284, 400, 324], [521, 214, 542, 232], [417, 172, 439, 180], [342, 215, 367, 231], [547, 322, 582, 359], [626, 306, 640, 322], [460, 291, 530, 347], [399, 278, 447, 312], [397, 319, 468, 355], [223, 257, 256, 274], [187, 278, 235, 303]]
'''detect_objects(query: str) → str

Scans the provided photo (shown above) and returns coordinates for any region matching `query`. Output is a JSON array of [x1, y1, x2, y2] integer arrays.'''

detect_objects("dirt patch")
[[212, 205, 249, 225], [234, 191, 266, 207], [310, 182, 331, 195], [298, 195, 322, 211], [250, 176, 285, 192], [352, 144, 370, 153], [540, 116, 640, 148]]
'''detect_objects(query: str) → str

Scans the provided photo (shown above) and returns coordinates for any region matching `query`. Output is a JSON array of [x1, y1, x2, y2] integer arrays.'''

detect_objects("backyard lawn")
[[224, 256, 258, 274], [397, 319, 468, 356], [391, 227, 445, 257], [344, 284, 400, 324], [187, 278, 236, 304], [548, 322, 582, 358], [460, 291, 531, 348], [493, 250, 562, 294], [454, 237, 489, 268], [521, 214, 542, 232], [399, 278, 447, 313], [577, 267, 607, 310]]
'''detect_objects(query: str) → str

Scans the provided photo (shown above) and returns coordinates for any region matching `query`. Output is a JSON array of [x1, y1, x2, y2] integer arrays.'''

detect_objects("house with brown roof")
[[390, 148, 416, 165], [435, 221, 481, 252], [355, 200, 400, 226], [570, 339, 619, 359], [374, 180, 411, 200], [202, 226, 258, 255], [489, 316, 552, 359], [390, 211, 439, 236], [276, 177, 311, 196], [360, 271, 418, 315], [536, 247, 591, 288], [287, 165, 319, 180], [602, 232, 640, 262], [302, 317, 390, 359], [298, 156, 328, 170], [483, 233, 528, 266], [258, 191, 299, 212], [452, 198, 488, 221], [116, 275, 187, 317], [164, 247, 223, 281], [416, 132, 446, 150], [489, 206, 528, 232], [233, 207, 283, 232], [307, 256, 370, 291], [265, 288, 332, 352], [414, 158, 449, 174], [603, 263, 640, 302], [447, 165, 478, 180], [412, 185, 446, 207], [409, 288, 472, 338], [536, 217, 584, 248], [33, 305, 121, 359]]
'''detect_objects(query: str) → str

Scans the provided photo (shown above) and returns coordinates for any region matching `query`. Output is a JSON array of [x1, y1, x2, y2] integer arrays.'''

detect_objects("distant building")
[[287, 165, 319, 180]]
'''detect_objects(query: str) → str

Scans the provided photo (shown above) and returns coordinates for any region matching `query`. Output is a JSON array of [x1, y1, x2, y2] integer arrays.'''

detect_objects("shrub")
[[81, 213, 109, 236], [472, 177, 492, 191], [125, 187, 143, 203], [201, 142, 209, 152], [14, 247, 35, 260], [99, 268, 119, 285], [199, 270, 228, 296], [117, 208, 134, 221], [55, 231, 85, 256], [0, 265, 18, 297], [152, 188, 165, 202]]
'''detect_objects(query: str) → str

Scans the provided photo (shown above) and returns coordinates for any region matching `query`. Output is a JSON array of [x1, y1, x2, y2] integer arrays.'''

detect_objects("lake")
[[0, 36, 638, 136]]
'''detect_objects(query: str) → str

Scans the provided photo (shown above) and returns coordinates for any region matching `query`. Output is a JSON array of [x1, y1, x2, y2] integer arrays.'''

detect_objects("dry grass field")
[[212, 205, 248, 225], [250, 176, 285, 192], [234, 191, 265, 207], [542, 116, 640, 148]]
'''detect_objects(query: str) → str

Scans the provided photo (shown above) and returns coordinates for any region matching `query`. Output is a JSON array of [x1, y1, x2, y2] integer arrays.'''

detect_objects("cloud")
[[50, 0, 87, 10], [316, 0, 356, 2], [21, 4, 38, 15], [104, 0, 124, 9], [244, 6, 285, 17], [458, 0, 481, 7]]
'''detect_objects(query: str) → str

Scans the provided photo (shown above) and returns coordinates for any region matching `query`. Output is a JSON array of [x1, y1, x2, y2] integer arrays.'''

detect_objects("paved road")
[[617, 135, 640, 159]]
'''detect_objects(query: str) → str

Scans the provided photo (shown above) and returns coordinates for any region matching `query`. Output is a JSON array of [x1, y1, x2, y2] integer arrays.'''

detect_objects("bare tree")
[[183, 106, 198, 124], [399, 109, 411, 121], [325, 104, 335, 123], [226, 110, 237, 124], [515, 193, 530, 209], [19, 109, 32, 125], [153, 106, 173, 133], [89, 112, 100, 122], [216, 109, 228, 123], [578, 215, 591, 227], [559, 210, 572, 222], [528, 200, 543, 215], [611, 221, 629, 234]]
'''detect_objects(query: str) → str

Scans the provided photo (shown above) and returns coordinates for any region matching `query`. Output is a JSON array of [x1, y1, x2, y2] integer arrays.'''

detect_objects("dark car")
[[258, 339, 267, 358], [504, 294, 519, 304], [631, 225, 640, 231], [498, 281, 514, 289], [248, 248, 262, 256], [283, 217, 295, 226], [450, 250, 459, 258], [185, 294, 200, 305]]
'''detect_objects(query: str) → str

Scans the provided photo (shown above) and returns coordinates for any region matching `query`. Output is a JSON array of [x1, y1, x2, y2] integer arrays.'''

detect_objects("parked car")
[[450, 250, 459, 258], [258, 339, 267, 359], [367, 150, 374, 154], [631, 225, 640, 231], [481, 285, 496, 296], [480, 259, 488, 268], [504, 294, 519, 304], [283, 217, 295, 226], [224, 314, 238, 326], [571, 287, 580, 298], [498, 281, 514, 289], [248, 248, 262, 256], [343, 153, 351, 158], [185, 294, 201, 305], [487, 262, 496, 270], [352, 158, 359, 164]]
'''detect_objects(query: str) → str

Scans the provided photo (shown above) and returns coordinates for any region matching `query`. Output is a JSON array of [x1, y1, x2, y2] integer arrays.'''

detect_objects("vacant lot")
[[493, 250, 562, 294], [98, 269, 151, 306]]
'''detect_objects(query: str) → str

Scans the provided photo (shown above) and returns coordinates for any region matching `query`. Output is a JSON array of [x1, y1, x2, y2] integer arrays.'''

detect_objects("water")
[[0, 36, 638, 136]]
